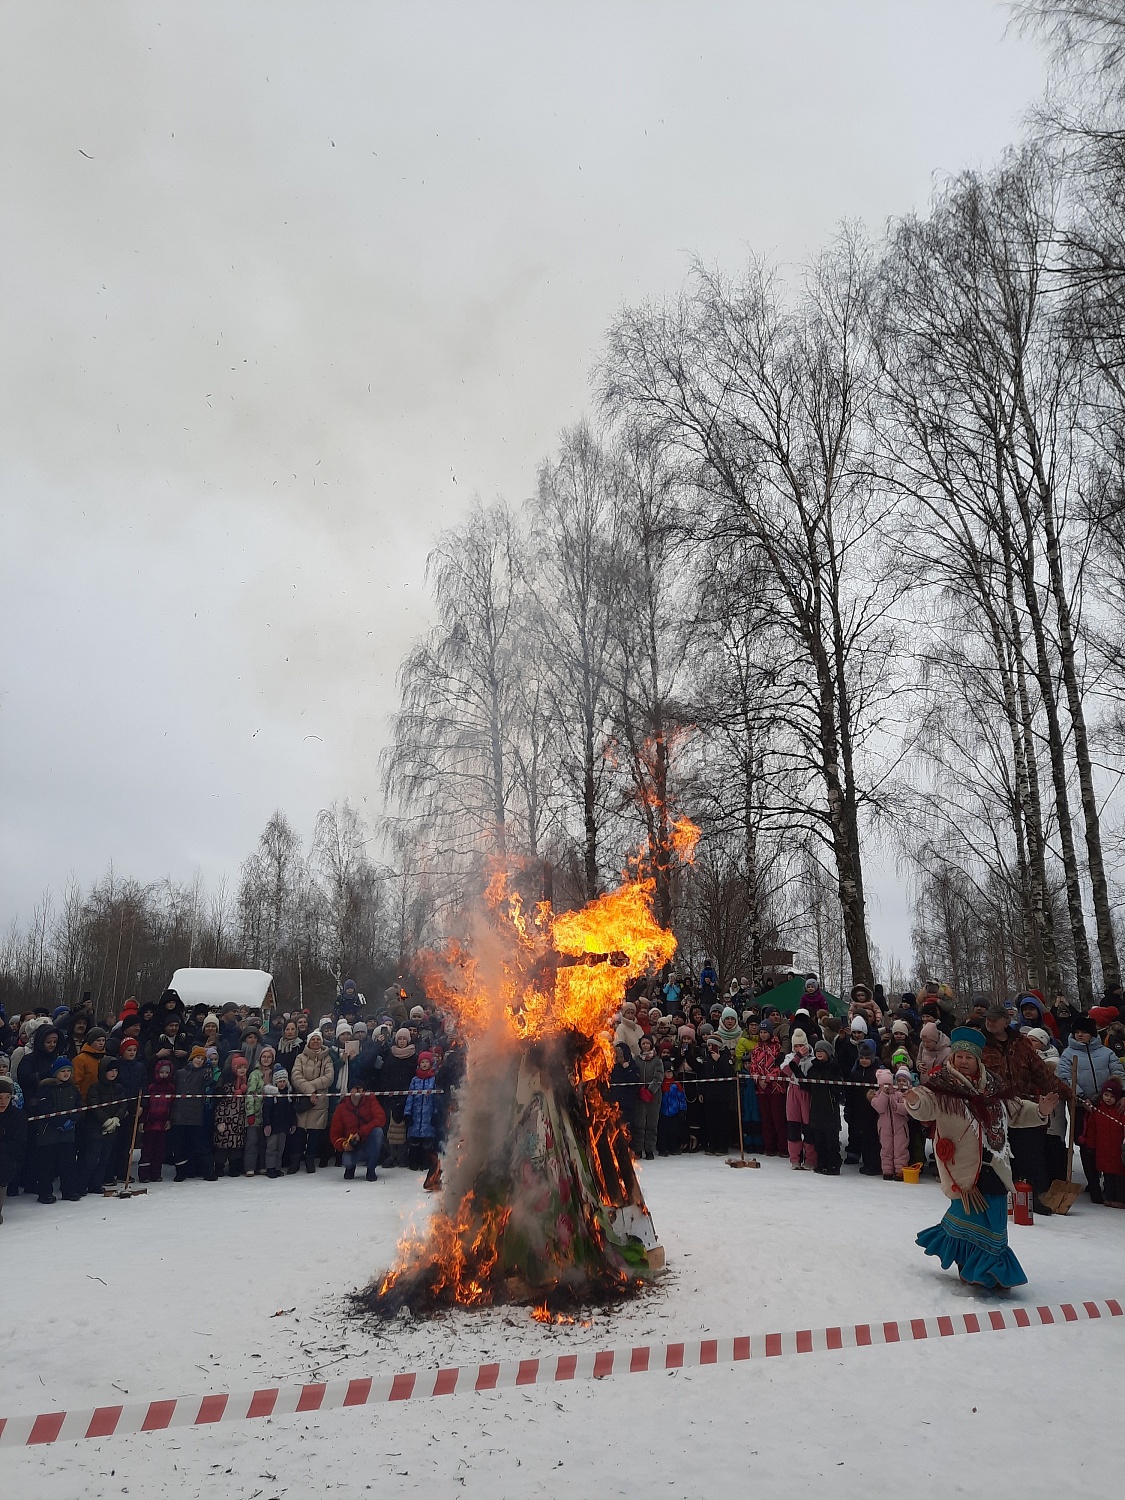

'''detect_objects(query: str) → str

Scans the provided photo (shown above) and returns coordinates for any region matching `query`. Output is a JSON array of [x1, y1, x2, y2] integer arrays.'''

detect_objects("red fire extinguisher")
[[1013, 1181, 1034, 1225]]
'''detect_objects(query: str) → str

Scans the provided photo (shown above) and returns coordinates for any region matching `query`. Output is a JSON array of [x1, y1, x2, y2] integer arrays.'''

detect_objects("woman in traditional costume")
[[904, 1027, 1058, 1289]]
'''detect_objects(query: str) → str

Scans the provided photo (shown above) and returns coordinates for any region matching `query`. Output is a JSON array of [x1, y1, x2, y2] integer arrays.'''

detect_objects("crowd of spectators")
[[2, 965, 1124, 1224]]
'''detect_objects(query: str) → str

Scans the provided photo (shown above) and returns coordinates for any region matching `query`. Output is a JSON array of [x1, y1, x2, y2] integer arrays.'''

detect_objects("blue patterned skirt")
[[916, 1192, 1027, 1289]]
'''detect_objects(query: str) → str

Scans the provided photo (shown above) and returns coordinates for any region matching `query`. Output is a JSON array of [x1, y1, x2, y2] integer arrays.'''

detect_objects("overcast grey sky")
[[0, 1, 1049, 962]]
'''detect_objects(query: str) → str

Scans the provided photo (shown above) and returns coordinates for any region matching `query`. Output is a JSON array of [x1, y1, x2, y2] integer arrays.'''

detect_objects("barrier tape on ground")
[[2, 1296, 1119, 1449]]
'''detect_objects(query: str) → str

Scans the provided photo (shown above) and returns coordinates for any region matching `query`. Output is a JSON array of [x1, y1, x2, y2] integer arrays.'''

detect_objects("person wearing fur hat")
[[403, 1051, 439, 1171], [32, 1057, 82, 1203], [752, 1022, 787, 1157], [807, 1039, 843, 1173], [848, 1041, 882, 1174], [870, 1067, 910, 1179], [330, 1082, 387, 1181], [780, 1030, 818, 1169], [1078, 1079, 1125, 1207], [0, 1078, 28, 1222], [290, 1030, 334, 1172], [906, 1028, 1058, 1288]]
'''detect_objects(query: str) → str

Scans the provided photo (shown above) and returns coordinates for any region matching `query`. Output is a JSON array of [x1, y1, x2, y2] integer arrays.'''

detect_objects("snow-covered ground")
[[2, 1156, 1120, 1498]]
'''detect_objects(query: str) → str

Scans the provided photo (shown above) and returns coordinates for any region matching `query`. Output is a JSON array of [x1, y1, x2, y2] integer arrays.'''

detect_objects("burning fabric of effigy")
[[359, 852, 692, 1318]]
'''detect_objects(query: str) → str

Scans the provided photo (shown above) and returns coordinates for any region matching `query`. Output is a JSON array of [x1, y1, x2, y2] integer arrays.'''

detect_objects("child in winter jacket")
[[657, 1065, 688, 1156], [781, 1030, 817, 1170], [807, 1039, 843, 1174], [138, 1057, 176, 1183], [263, 1067, 297, 1176], [32, 1057, 82, 1203], [212, 1055, 249, 1177], [403, 1051, 438, 1171], [1079, 1078, 1125, 1208], [870, 1067, 910, 1179]]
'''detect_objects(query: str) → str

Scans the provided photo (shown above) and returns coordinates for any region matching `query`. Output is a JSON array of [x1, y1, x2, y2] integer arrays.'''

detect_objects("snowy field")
[[1, 1156, 1120, 1499]]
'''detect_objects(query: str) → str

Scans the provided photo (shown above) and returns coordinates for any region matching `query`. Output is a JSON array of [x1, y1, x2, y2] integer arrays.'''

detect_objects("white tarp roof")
[[169, 968, 274, 1009]]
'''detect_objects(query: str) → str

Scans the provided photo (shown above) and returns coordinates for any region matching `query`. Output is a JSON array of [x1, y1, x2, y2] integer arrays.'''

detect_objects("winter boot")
[[343, 1165, 356, 1181]]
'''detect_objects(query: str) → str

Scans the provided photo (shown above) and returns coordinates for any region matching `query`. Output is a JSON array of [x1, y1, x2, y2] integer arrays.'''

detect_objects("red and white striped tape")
[[2, 1296, 1119, 1448]]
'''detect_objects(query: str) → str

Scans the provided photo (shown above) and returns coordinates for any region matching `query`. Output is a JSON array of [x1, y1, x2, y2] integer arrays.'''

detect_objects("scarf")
[[927, 1059, 1012, 1210]]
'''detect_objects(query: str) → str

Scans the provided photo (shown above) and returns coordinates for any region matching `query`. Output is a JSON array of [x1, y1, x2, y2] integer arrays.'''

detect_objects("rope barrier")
[[2, 1294, 1119, 1448]]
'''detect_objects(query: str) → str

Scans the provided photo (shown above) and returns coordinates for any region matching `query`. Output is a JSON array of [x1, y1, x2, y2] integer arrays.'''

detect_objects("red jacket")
[[1079, 1101, 1125, 1176], [330, 1093, 387, 1151]]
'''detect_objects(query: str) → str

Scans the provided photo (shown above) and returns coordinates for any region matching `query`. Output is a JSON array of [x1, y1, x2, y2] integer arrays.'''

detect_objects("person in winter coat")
[[273, 1019, 304, 1080], [403, 1051, 439, 1171], [906, 1028, 1058, 1289], [781, 1030, 817, 1170], [916, 1022, 951, 1078], [17, 1022, 63, 1102], [614, 1003, 645, 1059], [848, 1042, 883, 1175], [633, 1034, 664, 1161], [1077, 1078, 1125, 1207], [380, 1028, 418, 1167], [699, 1037, 737, 1154], [800, 977, 829, 1022], [242, 1046, 275, 1175], [1058, 1017, 1125, 1203], [170, 1048, 216, 1181], [261, 1067, 296, 1176], [71, 1028, 108, 1101], [807, 1039, 842, 1174], [138, 1058, 175, 1182], [329, 1083, 388, 1181], [77, 1055, 127, 1195], [657, 1064, 688, 1156], [870, 1067, 910, 1179], [33, 1057, 82, 1203], [982, 1004, 1071, 1215], [714, 1007, 743, 1052], [1016, 994, 1058, 1041], [289, 1030, 334, 1171], [610, 1043, 640, 1149], [104, 1035, 145, 1187], [752, 1023, 787, 1157], [212, 1055, 250, 1176], [0, 1078, 28, 1222], [880, 1020, 917, 1068]]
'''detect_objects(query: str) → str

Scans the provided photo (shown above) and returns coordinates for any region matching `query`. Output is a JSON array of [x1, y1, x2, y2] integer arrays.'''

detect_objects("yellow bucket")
[[901, 1165, 922, 1184]]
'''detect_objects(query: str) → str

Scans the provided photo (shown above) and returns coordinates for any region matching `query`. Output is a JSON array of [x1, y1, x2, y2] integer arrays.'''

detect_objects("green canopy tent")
[[754, 974, 847, 1018]]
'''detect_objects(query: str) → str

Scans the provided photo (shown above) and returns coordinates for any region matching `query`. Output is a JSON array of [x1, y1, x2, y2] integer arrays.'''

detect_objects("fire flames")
[[363, 845, 693, 1318]]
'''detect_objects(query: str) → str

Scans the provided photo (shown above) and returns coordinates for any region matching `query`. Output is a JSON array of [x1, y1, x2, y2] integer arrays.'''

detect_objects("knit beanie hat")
[[410, 1006, 425, 1021], [859, 1039, 878, 1057], [190, 1046, 207, 1060], [1024, 1027, 1051, 1049], [50, 1056, 74, 1075], [118, 1036, 140, 1055], [202, 1014, 219, 1031], [891, 1020, 910, 1036], [0, 1078, 14, 1096], [273, 1067, 288, 1084], [813, 1039, 833, 1059], [895, 1067, 912, 1083], [850, 1017, 868, 1035], [720, 1007, 738, 1025], [790, 1028, 809, 1048], [891, 1049, 911, 1069], [876, 1067, 893, 1085]]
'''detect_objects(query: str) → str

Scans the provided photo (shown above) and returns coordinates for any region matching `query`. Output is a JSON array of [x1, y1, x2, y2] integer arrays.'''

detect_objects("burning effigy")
[[359, 858, 686, 1317]]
